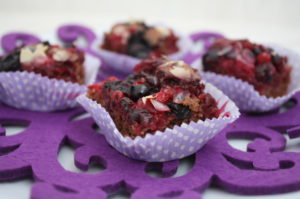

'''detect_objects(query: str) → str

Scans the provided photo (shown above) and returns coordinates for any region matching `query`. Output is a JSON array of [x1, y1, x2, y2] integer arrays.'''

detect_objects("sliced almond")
[[170, 66, 191, 79], [34, 44, 48, 57], [20, 43, 48, 64], [141, 95, 155, 104], [150, 99, 170, 112], [53, 49, 70, 62], [155, 27, 170, 37], [169, 61, 200, 80], [144, 28, 162, 45], [20, 48, 35, 63]]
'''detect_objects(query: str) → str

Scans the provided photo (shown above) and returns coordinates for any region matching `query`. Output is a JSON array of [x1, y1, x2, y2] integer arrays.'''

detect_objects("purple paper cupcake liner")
[[0, 53, 100, 111], [93, 29, 193, 75], [77, 81, 240, 162], [197, 43, 300, 112]]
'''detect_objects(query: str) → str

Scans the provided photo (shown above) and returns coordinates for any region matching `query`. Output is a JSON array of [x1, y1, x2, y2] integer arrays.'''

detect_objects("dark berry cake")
[[0, 42, 85, 84], [88, 57, 220, 138], [101, 20, 179, 59], [202, 39, 291, 98]]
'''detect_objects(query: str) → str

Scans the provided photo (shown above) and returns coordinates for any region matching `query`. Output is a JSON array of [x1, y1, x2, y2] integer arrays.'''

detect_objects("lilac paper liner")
[[93, 30, 193, 75], [199, 43, 300, 112], [77, 81, 240, 162], [0, 54, 100, 111]]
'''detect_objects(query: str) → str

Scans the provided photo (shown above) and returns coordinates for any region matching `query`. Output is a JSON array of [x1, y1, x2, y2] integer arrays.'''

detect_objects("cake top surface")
[[102, 21, 179, 59], [0, 42, 85, 84], [202, 38, 291, 97]]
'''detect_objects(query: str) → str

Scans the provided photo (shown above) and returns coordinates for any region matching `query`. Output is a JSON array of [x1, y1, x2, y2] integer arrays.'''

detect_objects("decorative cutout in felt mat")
[[1, 25, 300, 199]]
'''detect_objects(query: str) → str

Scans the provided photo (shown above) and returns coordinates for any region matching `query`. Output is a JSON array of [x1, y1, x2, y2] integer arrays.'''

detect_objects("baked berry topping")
[[0, 42, 85, 84], [253, 47, 262, 55], [0, 50, 21, 72], [131, 84, 150, 101], [101, 21, 179, 59], [167, 102, 192, 120], [127, 31, 152, 59], [88, 57, 221, 138], [255, 63, 275, 83], [203, 39, 291, 97]]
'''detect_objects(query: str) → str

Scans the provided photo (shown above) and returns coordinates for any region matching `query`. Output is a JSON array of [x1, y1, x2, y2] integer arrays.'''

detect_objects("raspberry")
[[257, 52, 271, 63], [154, 89, 173, 103]]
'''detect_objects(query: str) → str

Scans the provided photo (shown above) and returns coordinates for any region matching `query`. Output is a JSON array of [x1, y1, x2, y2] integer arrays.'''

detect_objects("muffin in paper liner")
[[199, 43, 300, 112], [94, 29, 193, 75], [77, 81, 240, 162], [0, 53, 100, 111]]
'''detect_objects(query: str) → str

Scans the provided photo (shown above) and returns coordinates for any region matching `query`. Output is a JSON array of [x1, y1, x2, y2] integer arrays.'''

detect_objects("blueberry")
[[42, 41, 50, 46], [0, 50, 21, 72], [167, 102, 192, 120], [127, 31, 152, 59], [104, 81, 131, 95], [203, 49, 218, 61], [120, 97, 134, 112], [266, 47, 274, 53], [255, 63, 274, 83], [128, 45, 150, 59], [126, 74, 144, 84], [130, 109, 152, 124], [272, 54, 284, 72], [252, 47, 262, 55], [130, 84, 150, 101], [116, 84, 131, 95], [143, 74, 159, 86], [272, 54, 281, 65], [103, 80, 119, 90]]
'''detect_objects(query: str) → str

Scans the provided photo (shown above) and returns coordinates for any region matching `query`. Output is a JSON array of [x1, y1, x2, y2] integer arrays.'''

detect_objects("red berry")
[[154, 89, 173, 103], [88, 83, 102, 90], [257, 52, 271, 63], [112, 90, 124, 101], [104, 76, 119, 82], [242, 40, 253, 49]]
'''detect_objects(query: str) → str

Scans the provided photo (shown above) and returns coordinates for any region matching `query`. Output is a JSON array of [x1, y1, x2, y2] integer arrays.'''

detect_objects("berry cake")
[[101, 21, 179, 59], [88, 57, 221, 138], [0, 42, 85, 84], [202, 39, 291, 98]]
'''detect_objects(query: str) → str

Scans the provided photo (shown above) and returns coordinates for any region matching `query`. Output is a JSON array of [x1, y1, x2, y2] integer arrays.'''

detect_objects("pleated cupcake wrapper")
[[0, 53, 100, 111], [93, 30, 193, 75], [199, 43, 300, 112], [77, 81, 240, 162]]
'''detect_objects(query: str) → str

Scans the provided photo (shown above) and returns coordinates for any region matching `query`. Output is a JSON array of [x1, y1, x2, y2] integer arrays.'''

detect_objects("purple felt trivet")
[[1, 91, 300, 199], [1, 33, 41, 54], [57, 24, 97, 51], [1, 26, 300, 199]]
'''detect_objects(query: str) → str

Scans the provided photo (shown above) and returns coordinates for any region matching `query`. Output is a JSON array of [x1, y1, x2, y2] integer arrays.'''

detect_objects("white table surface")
[[1, 0, 300, 198]]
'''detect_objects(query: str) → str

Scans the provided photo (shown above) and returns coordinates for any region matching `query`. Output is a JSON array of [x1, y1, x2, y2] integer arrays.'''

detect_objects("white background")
[[1, 0, 300, 198]]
